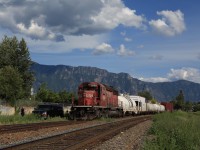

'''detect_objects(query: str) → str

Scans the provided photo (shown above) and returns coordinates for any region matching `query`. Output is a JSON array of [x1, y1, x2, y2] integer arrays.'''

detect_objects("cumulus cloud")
[[16, 20, 64, 41], [149, 10, 186, 36], [91, 0, 145, 30], [0, 0, 145, 41], [124, 37, 132, 42], [28, 34, 106, 53], [139, 68, 200, 84], [117, 44, 135, 56], [139, 77, 170, 83], [93, 43, 114, 55], [168, 68, 200, 83]]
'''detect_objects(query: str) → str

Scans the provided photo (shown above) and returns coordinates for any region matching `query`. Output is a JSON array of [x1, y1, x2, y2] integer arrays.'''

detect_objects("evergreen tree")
[[175, 90, 185, 110], [184, 101, 193, 112], [0, 66, 23, 106], [17, 38, 34, 97], [0, 36, 18, 68], [35, 83, 49, 102], [0, 36, 34, 104]]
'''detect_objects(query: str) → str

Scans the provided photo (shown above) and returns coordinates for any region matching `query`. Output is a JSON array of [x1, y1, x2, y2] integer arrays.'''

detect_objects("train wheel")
[[104, 111, 109, 118], [95, 110, 102, 118], [86, 114, 91, 120]]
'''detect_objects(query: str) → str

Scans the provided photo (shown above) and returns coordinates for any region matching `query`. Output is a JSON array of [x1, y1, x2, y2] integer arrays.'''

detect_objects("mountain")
[[31, 63, 200, 101]]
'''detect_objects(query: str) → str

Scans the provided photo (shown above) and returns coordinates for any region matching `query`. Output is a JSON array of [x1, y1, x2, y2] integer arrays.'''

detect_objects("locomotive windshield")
[[78, 83, 101, 99], [80, 84, 98, 91]]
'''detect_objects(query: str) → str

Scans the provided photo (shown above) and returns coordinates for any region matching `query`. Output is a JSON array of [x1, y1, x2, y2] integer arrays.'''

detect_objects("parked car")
[[32, 103, 64, 119]]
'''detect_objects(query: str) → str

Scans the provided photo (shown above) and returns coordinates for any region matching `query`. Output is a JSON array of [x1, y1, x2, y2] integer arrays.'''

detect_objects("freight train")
[[69, 82, 166, 120]]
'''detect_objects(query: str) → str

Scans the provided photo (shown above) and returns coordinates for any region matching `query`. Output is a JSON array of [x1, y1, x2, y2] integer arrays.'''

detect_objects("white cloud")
[[117, 44, 135, 56], [0, 0, 145, 42], [139, 67, 200, 84], [28, 34, 106, 53], [93, 43, 114, 55], [124, 37, 132, 42], [17, 20, 59, 41], [168, 68, 200, 83], [139, 77, 170, 83], [149, 10, 186, 36], [91, 0, 146, 30]]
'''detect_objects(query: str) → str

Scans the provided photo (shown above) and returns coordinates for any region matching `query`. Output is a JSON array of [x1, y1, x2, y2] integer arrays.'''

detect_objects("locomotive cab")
[[78, 83, 101, 106]]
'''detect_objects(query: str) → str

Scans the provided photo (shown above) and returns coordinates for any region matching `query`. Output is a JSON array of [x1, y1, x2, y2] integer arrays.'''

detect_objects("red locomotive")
[[69, 82, 123, 120]]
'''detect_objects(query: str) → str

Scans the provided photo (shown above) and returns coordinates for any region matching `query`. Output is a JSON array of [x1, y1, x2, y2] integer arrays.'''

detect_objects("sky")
[[0, 0, 200, 83]]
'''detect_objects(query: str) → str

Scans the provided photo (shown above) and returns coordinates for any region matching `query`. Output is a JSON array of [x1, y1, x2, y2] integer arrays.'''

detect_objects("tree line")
[[35, 83, 77, 104]]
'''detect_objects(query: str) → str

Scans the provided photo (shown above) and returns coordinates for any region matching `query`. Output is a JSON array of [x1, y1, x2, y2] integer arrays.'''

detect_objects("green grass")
[[0, 114, 66, 125], [143, 111, 200, 150]]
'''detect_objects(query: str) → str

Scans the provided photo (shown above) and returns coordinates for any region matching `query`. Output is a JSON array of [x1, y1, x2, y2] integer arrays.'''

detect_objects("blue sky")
[[0, 0, 200, 83]]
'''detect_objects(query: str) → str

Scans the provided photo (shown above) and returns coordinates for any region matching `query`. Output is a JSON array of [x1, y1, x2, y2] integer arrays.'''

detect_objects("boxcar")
[[161, 102, 174, 112]]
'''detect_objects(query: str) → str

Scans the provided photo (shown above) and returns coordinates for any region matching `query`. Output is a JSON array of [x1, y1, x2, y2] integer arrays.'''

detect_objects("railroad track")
[[2, 116, 152, 150], [0, 121, 87, 134]]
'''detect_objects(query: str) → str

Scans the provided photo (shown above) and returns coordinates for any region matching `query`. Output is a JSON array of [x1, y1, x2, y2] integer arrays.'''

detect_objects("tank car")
[[158, 103, 165, 112], [69, 82, 123, 120], [129, 95, 166, 114], [146, 102, 165, 113]]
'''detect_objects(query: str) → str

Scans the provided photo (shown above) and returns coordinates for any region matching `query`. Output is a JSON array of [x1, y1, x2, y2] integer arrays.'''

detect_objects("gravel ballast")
[[0, 119, 152, 149], [92, 120, 152, 150]]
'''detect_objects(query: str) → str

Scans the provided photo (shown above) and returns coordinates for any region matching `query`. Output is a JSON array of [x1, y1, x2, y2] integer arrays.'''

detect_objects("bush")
[[16, 99, 39, 107]]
